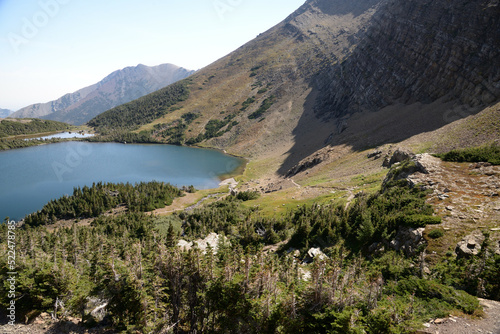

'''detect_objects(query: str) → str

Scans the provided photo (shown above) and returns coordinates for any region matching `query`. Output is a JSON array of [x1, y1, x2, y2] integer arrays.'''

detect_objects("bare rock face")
[[390, 226, 426, 256], [383, 153, 440, 187], [455, 231, 486, 258], [316, 0, 500, 118], [286, 156, 323, 177]]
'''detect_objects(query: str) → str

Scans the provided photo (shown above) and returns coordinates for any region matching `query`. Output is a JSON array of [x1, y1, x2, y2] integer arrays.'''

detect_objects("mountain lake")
[[0, 142, 244, 221]]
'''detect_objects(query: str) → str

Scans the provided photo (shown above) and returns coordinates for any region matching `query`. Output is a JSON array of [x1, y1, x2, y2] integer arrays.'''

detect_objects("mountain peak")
[[11, 63, 194, 125]]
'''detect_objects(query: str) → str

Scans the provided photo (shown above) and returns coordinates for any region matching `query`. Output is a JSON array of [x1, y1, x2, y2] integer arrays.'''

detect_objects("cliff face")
[[316, 0, 500, 118]]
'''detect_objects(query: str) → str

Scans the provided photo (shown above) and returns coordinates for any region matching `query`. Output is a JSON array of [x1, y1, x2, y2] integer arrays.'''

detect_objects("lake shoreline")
[[1, 141, 246, 221]]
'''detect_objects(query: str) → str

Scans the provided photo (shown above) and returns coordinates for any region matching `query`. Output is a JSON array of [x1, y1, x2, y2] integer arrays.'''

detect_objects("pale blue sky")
[[0, 0, 305, 111]]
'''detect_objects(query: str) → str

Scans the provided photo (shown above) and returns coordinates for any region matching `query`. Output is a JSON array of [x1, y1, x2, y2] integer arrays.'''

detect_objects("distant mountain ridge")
[[11, 64, 194, 125], [0, 109, 12, 118]]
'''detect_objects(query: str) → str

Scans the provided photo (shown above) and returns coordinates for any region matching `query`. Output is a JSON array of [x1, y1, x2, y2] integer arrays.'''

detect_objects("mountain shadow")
[[278, 0, 500, 176]]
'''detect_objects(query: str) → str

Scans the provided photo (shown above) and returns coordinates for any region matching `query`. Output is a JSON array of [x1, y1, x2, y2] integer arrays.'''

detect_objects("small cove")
[[0, 142, 244, 220]]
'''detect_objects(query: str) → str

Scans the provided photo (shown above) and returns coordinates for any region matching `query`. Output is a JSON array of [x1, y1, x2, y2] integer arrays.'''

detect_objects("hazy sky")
[[0, 0, 305, 111]]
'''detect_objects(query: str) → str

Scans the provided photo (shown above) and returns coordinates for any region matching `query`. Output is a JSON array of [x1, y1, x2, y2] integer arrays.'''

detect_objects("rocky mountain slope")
[[100, 0, 383, 164], [284, 0, 500, 174], [94, 0, 499, 179], [11, 64, 194, 125], [316, 0, 500, 117]]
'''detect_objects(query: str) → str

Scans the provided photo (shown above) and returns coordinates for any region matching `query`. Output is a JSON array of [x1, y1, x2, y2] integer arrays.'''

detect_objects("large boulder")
[[303, 247, 328, 263], [383, 148, 414, 167], [383, 153, 437, 187], [455, 231, 485, 258]]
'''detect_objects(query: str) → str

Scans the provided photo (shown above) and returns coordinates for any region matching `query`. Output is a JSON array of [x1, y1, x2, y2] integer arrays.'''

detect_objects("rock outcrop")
[[382, 148, 414, 167], [303, 247, 328, 263], [390, 226, 426, 256], [178, 232, 226, 254], [455, 231, 486, 258]]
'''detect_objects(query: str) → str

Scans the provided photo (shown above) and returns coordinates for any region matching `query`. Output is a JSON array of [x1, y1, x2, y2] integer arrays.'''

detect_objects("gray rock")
[[178, 232, 227, 254], [390, 226, 426, 256], [303, 247, 328, 263], [85, 298, 109, 322], [367, 150, 383, 159], [455, 231, 486, 258], [315, 0, 500, 122], [383, 148, 413, 168]]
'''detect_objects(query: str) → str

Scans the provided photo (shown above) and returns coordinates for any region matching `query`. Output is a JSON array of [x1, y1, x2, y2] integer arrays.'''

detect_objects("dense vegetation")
[[240, 96, 256, 111], [86, 130, 159, 145], [177, 182, 440, 252], [0, 119, 71, 138], [151, 111, 201, 145], [23, 181, 183, 226], [436, 143, 500, 165], [87, 80, 191, 133], [152, 111, 239, 146], [185, 114, 238, 145], [0, 137, 65, 151], [2, 181, 498, 333]]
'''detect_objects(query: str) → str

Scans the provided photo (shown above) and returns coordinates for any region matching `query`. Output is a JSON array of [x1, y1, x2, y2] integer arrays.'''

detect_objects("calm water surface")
[[0, 142, 243, 220], [32, 132, 95, 140]]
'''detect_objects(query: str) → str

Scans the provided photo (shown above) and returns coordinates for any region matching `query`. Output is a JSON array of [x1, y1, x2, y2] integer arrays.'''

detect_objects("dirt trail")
[[422, 299, 500, 334]]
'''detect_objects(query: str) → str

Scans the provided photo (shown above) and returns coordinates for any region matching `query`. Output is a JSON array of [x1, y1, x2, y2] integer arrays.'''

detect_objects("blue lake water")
[[31, 131, 95, 140], [0, 142, 243, 221]]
